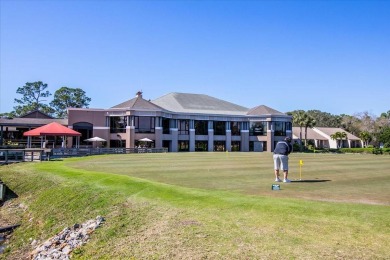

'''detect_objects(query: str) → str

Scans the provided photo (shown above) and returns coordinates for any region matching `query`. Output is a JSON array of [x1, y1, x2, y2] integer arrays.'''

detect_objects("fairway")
[[68, 152, 390, 205], [1, 152, 389, 259]]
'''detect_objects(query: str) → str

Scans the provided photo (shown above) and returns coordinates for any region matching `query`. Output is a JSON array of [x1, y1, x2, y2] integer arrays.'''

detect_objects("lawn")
[[0, 152, 389, 259], [68, 152, 390, 205]]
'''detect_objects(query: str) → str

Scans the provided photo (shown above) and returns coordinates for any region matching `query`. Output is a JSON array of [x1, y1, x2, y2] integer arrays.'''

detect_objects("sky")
[[1, 0, 389, 117]]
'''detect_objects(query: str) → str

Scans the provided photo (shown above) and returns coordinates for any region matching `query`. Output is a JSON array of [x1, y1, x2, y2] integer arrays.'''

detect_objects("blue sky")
[[1, 0, 389, 116]]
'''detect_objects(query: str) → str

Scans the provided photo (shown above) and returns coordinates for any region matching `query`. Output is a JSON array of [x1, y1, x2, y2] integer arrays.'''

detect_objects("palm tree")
[[292, 110, 306, 151], [303, 115, 316, 147], [331, 131, 348, 148], [330, 133, 339, 148], [380, 110, 390, 119], [359, 131, 372, 147], [339, 132, 348, 148]]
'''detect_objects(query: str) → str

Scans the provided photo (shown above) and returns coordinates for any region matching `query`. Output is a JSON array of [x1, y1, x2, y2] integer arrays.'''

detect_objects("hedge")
[[339, 148, 390, 155]]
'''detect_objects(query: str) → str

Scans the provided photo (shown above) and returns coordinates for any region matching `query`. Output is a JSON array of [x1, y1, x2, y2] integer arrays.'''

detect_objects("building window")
[[178, 119, 189, 135], [214, 141, 225, 151], [110, 116, 127, 133], [195, 141, 208, 151], [195, 120, 208, 135], [214, 121, 226, 136], [231, 122, 241, 136], [162, 140, 171, 151], [73, 122, 93, 147], [135, 116, 155, 133], [249, 121, 267, 136], [135, 140, 154, 148], [274, 122, 290, 136], [231, 141, 240, 151], [249, 141, 266, 152], [162, 118, 170, 134], [178, 141, 189, 151], [110, 139, 125, 148], [249, 141, 254, 151]]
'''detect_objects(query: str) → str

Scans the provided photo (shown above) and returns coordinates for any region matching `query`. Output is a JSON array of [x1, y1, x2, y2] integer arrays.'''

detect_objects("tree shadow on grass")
[[0, 184, 18, 207], [291, 179, 331, 183], [49, 158, 64, 161]]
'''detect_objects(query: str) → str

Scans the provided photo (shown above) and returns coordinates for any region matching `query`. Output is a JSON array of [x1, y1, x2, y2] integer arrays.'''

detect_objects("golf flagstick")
[[299, 160, 303, 180]]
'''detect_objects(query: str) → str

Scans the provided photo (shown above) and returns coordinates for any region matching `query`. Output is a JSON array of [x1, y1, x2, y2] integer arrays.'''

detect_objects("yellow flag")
[[299, 160, 304, 166]]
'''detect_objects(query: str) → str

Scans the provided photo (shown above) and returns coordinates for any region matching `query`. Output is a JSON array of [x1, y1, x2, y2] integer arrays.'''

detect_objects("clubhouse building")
[[67, 91, 293, 152]]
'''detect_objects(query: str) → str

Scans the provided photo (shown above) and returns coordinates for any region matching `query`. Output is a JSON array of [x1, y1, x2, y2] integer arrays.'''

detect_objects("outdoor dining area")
[[0, 122, 166, 164]]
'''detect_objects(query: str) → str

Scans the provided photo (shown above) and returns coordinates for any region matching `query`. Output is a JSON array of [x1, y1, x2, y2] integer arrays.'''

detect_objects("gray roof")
[[314, 127, 361, 140], [247, 105, 285, 116], [20, 110, 54, 119], [110, 92, 288, 118], [111, 96, 163, 111], [292, 127, 327, 140], [0, 118, 68, 127], [151, 92, 249, 115]]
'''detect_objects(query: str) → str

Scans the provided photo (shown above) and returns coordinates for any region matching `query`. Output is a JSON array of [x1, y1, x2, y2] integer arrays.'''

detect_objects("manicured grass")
[[0, 153, 389, 259], [69, 152, 390, 205]]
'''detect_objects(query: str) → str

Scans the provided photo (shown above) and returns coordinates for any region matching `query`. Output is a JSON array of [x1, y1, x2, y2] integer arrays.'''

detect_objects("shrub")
[[312, 149, 327, 153], [340, 148, 373, 154], [293, 143, 300, 152], [382, 148, 390, 155], [307, 144, 315, 151], [373, 148, 383, 155]]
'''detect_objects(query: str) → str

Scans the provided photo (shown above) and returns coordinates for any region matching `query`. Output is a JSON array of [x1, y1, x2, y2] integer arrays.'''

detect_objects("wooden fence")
[[0, 148, 168, 165]]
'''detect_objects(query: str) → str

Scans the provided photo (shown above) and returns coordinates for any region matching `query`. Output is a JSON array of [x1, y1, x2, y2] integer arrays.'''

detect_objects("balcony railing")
[[0, 148, 168, 164]]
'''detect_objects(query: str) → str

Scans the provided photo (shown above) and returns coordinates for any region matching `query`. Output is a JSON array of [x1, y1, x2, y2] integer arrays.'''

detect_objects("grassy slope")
[[0, 153, 389, 259]]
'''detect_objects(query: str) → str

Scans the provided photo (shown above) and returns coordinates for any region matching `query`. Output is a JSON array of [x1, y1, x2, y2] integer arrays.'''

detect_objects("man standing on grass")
[[273, 136, 293, 183]]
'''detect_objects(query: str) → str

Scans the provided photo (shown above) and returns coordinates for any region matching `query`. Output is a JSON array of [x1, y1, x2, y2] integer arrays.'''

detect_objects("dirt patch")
[[0, 197, 26, 257], [0, 199, 24, 228]]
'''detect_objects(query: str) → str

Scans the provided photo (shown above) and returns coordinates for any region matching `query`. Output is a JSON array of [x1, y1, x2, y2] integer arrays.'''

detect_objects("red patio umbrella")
[[23, 122, 81, 137]]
